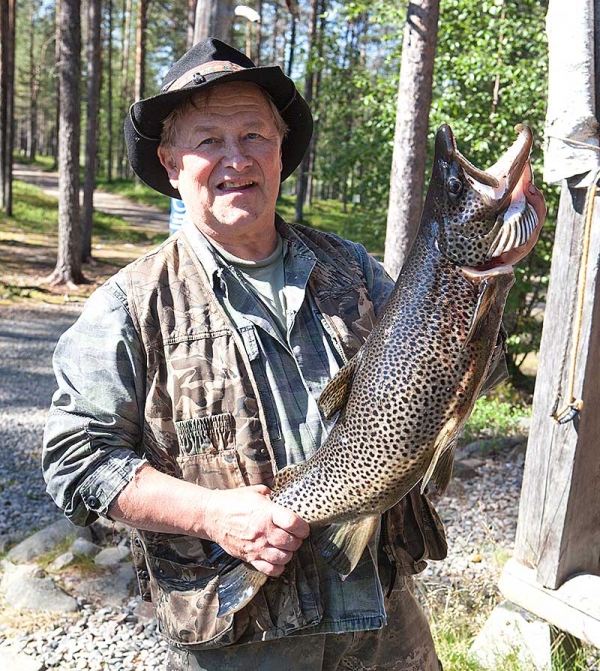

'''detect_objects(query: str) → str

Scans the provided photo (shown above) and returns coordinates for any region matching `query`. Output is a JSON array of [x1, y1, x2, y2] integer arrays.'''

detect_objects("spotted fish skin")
[[216, 123, 543, 616]]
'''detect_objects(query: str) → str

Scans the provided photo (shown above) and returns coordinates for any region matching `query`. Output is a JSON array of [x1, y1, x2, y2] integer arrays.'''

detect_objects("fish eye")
[[447, 176, 463, 197]]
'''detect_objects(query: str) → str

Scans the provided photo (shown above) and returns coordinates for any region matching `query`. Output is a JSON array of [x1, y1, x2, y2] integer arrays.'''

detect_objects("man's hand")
[[203, 485, 310, 577], [110, 466, 309, 576]]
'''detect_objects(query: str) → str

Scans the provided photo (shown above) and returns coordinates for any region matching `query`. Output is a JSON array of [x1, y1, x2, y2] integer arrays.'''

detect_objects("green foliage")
[[461, 395, 530, 444], [277, 194, 386, 256]]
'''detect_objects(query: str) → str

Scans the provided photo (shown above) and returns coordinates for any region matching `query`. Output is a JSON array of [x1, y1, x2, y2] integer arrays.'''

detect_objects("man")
[[42, 38, 543, 670]]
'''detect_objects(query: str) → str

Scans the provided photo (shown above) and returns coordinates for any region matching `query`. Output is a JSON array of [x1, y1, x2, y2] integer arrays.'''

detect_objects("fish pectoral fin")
[[465, 278, 494, 345], [318, 353, 360, 420], [216, 561, 269, 618], [430, 440, 457, 494], [420, 418, 461, 494], [314, 515, 379, 578]]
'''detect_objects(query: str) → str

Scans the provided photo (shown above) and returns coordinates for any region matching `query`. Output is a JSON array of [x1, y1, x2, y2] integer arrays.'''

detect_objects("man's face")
[[158, 82, 283, 246]]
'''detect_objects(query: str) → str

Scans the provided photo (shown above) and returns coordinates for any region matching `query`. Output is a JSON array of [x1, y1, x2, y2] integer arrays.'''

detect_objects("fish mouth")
[[439, 123, 542, 269]]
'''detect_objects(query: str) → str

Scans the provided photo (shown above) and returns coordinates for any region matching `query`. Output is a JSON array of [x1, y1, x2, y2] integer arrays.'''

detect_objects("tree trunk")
[[51, 0, 61, 170], [0, 0, 15, 215], [384, 0, 440, 279], [255, 0, 263, 64], [307, 0, 327, 206], [133, 0, 148, 186], [286, 15, 296, 77], [82, 0, 102, 262], [134, 0, 148, 100], [28, 0, 39, 161], [294, 0, 319, 224], [48, 0, 84, 286], [187, 0, 197, 50], [106, 0, 113, 181], [117, 0, 133, 179], [194, 0, 234, 44]]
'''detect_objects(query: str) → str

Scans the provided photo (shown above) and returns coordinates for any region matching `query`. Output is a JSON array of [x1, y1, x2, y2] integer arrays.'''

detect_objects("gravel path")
[[13, 164, 170, 232], [0, 304, 527, 669]]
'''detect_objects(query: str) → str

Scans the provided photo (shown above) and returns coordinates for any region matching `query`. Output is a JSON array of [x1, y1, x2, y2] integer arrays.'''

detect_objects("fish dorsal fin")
[[431, 440, 456, 494], [314, 515, 379, 577], [318, 353, 361, 420], [465, 278, 493, 344], [420, 416, 461, 494]]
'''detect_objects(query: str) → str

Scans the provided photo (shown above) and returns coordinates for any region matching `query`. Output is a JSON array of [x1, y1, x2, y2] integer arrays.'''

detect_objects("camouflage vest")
[[123, 221, 446, 650]]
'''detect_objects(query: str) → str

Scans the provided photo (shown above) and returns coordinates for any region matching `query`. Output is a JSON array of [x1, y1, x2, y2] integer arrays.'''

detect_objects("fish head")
[[426, 123, 543, 270]]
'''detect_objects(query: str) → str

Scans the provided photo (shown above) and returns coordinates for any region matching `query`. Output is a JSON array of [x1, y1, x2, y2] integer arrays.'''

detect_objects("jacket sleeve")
[[42, 277, 147, 526]]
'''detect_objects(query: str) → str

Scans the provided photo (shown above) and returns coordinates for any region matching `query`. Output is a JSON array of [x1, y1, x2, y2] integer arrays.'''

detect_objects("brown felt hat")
[[124, 38, 313, 199]]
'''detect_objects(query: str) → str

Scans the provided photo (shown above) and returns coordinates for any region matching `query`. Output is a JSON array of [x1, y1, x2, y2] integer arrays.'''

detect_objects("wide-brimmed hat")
[[124, 38, 313, 199]]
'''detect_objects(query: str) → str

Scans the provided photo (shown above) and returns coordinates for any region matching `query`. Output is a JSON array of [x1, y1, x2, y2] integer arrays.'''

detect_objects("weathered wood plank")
[[513, 184, 600, 589], [499, 558, 600, 648]]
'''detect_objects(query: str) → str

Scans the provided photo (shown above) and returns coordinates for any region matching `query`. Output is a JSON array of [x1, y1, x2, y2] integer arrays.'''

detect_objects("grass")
[[461, 394, 530, 445], [95, 176, 172, 213], [419, 577, 599, 670], [0, 180, 167, 306]]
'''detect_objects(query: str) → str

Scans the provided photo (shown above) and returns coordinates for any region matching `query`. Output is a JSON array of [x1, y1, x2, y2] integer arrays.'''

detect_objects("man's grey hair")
[[159, 83, 289, 150]]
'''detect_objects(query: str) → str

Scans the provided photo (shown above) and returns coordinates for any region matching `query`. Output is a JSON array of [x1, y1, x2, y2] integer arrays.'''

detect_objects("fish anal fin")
[[420, 417, 461, 494], [318, 354, 360, 420], [314, 515, 379, 578], [217, 562, 268, 618], [431, 440, 456, 494]]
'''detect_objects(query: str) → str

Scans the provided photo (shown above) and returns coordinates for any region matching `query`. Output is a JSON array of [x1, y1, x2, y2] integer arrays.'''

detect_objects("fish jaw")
[[480, 162, 543, 269], [429, 124, 544, 270]]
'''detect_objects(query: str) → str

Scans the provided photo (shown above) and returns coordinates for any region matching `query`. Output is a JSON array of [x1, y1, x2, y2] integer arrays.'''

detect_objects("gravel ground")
[[0, 304, 526, 669], [0, 305, 84, 547]]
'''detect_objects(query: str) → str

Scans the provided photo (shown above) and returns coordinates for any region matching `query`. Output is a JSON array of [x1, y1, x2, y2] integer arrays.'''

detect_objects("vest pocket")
[[175, 413, 248, 490], [175, 413, 235, 455], [146, 553, 249, 648]]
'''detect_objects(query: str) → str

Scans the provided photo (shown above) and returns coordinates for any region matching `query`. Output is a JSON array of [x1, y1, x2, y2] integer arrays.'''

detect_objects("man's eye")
[[197, 138, 215, 147], [247, 133, 262, 140]]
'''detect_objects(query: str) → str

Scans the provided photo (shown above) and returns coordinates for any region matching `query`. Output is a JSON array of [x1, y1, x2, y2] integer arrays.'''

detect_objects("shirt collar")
[[181, 214, 316, 281]]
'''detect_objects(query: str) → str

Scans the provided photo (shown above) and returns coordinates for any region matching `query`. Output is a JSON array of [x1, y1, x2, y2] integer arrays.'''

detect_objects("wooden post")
[[512, 181, 600, 590]]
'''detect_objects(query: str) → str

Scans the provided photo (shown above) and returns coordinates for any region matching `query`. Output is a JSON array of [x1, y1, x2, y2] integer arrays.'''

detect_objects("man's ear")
[[157, 146, 180, 186]]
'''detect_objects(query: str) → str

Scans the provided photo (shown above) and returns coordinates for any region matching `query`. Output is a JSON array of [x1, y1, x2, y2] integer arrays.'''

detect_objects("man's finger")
[[251, 559, 287, 577], [271, 505, 310, 539], [267, 528, 304, 552]]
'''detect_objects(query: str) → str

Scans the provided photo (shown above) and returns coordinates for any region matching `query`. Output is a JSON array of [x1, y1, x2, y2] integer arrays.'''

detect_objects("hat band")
[[161, 61, 246, 93]]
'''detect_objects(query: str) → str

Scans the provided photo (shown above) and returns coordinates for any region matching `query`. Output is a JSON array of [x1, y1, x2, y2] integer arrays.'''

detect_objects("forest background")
[[6, 0, 553, 390]]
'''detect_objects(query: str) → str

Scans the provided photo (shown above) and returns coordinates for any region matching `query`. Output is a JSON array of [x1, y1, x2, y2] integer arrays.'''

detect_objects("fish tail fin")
[[217, 562, 268, 618], [314, 515, 379, 578]]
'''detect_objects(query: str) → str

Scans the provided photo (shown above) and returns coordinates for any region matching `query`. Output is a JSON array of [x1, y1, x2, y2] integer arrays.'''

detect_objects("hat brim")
[[125, 66, 313, 199]]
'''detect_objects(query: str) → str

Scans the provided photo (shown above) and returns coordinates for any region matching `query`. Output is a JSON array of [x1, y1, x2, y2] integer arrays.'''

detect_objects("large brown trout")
[[216, 123, 543, 616]]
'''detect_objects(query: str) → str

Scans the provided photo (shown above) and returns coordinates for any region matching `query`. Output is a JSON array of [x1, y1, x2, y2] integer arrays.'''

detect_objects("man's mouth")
[[218, 180, 256, 191]]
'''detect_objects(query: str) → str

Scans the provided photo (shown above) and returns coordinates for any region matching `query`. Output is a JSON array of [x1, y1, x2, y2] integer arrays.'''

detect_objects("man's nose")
[[222, 139, 252, 171]]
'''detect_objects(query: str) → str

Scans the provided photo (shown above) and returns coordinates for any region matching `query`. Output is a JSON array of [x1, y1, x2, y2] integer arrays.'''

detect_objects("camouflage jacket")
[[119, 219, 448, 650]]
